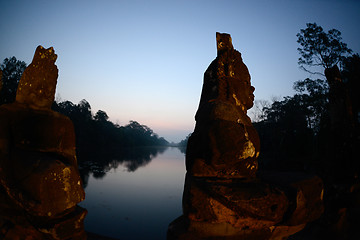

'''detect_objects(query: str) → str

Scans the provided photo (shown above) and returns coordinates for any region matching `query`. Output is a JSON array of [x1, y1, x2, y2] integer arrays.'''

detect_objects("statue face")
[[239, 81, 255, 110], [231, 69, 255, 111]]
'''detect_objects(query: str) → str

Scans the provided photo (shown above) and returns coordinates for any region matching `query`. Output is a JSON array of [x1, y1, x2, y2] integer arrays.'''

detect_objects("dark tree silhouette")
[[0, 55, 168, 187], [52, 100, 169, 156], [254, 94, 315, 170], [177, 133, 191, 153], [52, 99, 170, 185], [94, 110, 109, 122], [293, 78, 329, 132], [178, 133, 191, 148], [297, 23, 352, 74], [0, 57, 26, 105]]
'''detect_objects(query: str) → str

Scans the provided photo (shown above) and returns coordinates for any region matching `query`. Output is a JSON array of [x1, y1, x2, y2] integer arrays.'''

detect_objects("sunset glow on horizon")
[[1, 0, 359, 142]]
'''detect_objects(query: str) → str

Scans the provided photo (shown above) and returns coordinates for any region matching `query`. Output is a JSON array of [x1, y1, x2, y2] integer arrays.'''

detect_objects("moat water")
[[79, 147, 185, 240]]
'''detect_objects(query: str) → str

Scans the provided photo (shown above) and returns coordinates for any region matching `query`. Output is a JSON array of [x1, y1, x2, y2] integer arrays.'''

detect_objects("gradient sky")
[[1, 0, 359, 142]]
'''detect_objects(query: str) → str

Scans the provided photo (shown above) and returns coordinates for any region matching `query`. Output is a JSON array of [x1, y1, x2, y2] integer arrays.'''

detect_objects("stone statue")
[[187, 32, 259, 179], [16, 46, 59, 109], [0, 46, 86, 239], [168, 33, 324, 240]]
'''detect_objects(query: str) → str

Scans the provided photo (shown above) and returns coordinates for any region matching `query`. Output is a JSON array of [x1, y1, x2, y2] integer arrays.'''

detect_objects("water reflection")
[[79, 147, 168, 187], [177, 146, 186, 154], [79, 147, 186, 240]]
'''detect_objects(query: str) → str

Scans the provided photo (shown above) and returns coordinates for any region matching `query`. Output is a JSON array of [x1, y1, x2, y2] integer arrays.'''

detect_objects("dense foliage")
[[254, 78, 329, 170], [253, 24, 360, 187], [0, 56, 169, 181], [51, 99, 169, 160], [51, 99, 169, 184], [255, 62, 359, 171], [0, 57, 26, 105]]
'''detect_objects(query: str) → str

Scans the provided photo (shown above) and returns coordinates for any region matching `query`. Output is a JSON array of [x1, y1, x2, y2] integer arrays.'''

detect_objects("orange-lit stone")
[[186, 32, 259, 179], [0, 46, 86, 239], [16, 46, 58, 110], [168, 33, 324, 240]]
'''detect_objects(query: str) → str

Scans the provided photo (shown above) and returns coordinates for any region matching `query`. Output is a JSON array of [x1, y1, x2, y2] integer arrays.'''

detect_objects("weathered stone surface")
[[168, 33, 324, 240], [0, 46, 86, 239], [183, 174, 288, 229], [186, 32, 259, 179], [34, 206, 87, 239], [16, 45, 58, 110], [168, 215, 273, 240], [1, 103, 77, 163], [0, 184, 87, 239], [259, 171, 324, 226], [182, 33, 284, 229]]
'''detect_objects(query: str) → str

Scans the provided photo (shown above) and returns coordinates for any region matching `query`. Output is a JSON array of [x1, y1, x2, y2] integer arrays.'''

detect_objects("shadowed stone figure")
[[0, 46, 86, 239], [187, 32, 259, 179], [167, 33, 324, 240]]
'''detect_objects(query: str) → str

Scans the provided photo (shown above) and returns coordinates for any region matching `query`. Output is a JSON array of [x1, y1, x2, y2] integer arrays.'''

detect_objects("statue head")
[[216, 33, 255, 111], [233, 78, 255, 111], [216, 32, 233, 56], [16, 45, 58, 110]]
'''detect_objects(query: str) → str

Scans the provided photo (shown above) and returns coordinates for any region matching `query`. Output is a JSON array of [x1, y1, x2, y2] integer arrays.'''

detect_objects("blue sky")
[[1, 0, 359, 142]]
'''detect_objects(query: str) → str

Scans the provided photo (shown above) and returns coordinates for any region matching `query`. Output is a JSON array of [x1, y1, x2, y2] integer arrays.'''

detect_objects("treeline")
[[176, 133, 191, 153], [253, 78, 331, 170], [0, 56, 169, 172], [51, 100, 170, 185], [51, 99, 169, 161], [252, 25, 360, 180], [178, 23, 360, 181], [251, 24, 360, 238], [257, 60, 359, 179]]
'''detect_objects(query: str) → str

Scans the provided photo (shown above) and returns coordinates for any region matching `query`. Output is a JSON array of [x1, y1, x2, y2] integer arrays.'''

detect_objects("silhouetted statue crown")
[[16, 45, 58, 109], [167, 33, 324, 240], [187, 32, 259, 179], [216, 32, 234, 55]]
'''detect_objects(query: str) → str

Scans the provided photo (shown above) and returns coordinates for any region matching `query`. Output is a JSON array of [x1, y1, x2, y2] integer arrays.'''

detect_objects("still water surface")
[[79, 147, 185, 240]]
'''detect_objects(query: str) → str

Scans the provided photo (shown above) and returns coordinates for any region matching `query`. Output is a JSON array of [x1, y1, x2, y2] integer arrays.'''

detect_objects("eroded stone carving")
[[187, 32, 259, 179], [16, 46, 58, 109], [0, 46, 86, 239], [167, 33, 324, 240]]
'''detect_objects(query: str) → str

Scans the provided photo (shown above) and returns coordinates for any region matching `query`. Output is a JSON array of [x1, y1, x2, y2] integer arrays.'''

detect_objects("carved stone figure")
[[0, 46, 86, 239], [187, 32, 259, 179], [168, 33, 324, 240], [16, 46, 59, 109]]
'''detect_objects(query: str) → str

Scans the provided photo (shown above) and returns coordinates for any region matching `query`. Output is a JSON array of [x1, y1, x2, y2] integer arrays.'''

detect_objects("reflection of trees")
[[1, 57, 170, 186], [50, 99, 170, 188], [79, 147, 168, 188], [121, 146, 166, 172], [176, 134, 191, 154], [177, 147, 186, 154]]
